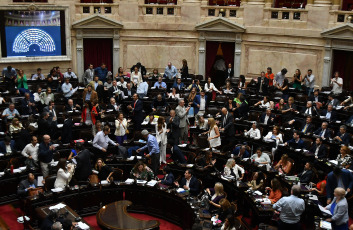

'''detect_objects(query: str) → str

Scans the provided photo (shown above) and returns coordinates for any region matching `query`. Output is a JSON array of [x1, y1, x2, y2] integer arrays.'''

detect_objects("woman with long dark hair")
[[265, 178, 283, 203], [180, 59, 189, 79], [156, 116, 167, 164], [54, 158, 74, 189], [292, 69, 302, 89]]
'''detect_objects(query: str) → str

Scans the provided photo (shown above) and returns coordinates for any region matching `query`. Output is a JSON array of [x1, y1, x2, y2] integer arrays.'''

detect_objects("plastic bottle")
[[10, 164, 14, 174]]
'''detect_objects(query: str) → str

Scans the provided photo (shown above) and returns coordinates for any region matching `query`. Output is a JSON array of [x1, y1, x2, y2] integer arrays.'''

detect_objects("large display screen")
[[3, 10, 62, 57]]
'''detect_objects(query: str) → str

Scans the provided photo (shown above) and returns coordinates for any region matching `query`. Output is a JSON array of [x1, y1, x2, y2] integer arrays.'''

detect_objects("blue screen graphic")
[[5, 26, 61, 57]]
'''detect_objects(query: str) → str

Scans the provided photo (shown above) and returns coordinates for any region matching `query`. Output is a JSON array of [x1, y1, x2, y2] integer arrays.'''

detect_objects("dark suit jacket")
[[336, 132, 350, 146], [61, 118, 72, 144], [327, 169, 353, 199], [346, 115, 353, 125], [309, 143, 327, 159], [123, 88, 136, 97], [327, 99, 340, 108], [0, 140, 16, 154], [179, 176, 200, 196], [161, 172, 175, 186], [38, 118, 51, 136], [172, 82, 185, 92], [259, 113, 275, 125], [301, 107, 318, 117], [300, 122, 315, 135], [108, 86, 121, 99], [298, 169, 314, 184], [171, 145, 186, 164], [235, 102, 249, 118], [43, 106, 57, 123], [131, 65, 147, 76], [314, 128, 331, 139], [193, 95, 207, 114], [320, 110, 337, 122], [309, 95, 324, 103], [65, 104, 75, 112], [220, 113, 235, 137], [107, 103, 119, 112], [225, 68, 234, 79], [167, 116, 180, 144], [257, 77, 269, 95], [152, 98, 168, 110], [17, 179, 38, 196], [287, 138, 305, 149], [132, 99, 143, 114], [232, 146, 250, 159], [21, 98, 36, 115], [75, 149, 93, 181]]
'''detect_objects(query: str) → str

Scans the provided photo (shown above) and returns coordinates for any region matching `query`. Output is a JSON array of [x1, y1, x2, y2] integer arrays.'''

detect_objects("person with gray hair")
[[325, 187, 349, 229], [51, 221, 63, 230], [273, 185, 305, 230], [175, 99, 190, 143], [223, 158, 245, 180], [136, 130, 160, 175], [334, 125, 351, 146]]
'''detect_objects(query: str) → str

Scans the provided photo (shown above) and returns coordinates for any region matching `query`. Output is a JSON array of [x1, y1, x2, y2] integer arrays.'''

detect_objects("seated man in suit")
[[0, 135, 16, 156], [193, 90, 207, 115], [297, 162, 314, 184], [334, 125, 351, 146], [21, 92, 36, 115], [151, 94, 168, 112], [187, 79, 202, 92], [172, 78, 185, 92], [309, 137, 327, 159], [321, 104, 337, 123], [108, 80, 122, 100], [43, 101, 58, 125], [174, 169, 200, 196], [284, 131, 305, 149], [326, 94, 340, 108], [301, 101, 318, 117], [257, 71, 269, 95], [17, 173, 38, 196], [314, 122, 331, 140], [159, 165, 175, 186], [309, 89, 324, 109], [300, 116, 315, 136], [232, 145, 250, 159], [107, 97, 120, 112], [259, 108, 275, 125], [65, 99, 81, 112], [122, 83, 136, 98]]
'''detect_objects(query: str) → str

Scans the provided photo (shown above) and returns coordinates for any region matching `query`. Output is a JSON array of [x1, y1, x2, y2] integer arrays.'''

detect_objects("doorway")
[[332, 50, 353, 91], [83, 38, 113, 73], [206, 41, 235, 88]]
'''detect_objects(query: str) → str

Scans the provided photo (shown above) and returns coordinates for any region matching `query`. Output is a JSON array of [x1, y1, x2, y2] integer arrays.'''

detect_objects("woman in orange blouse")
[[266, 178, 282, 203], [265, 67, 274, 86], [274, 154, 293, 174]]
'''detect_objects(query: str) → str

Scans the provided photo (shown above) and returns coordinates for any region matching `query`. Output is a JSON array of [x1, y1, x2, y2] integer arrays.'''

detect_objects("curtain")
[[83, 38, 113, 73], [206, 41, 235, 78], [333, 50, 353, 91]]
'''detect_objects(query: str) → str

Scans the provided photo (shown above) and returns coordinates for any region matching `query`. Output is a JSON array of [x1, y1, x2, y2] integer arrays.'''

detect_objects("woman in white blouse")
[[167, 87, 180, 99], [156, 116, 168, 164], [223, 158, 245, 180], [204, 77, 221, 101], [41, 87, 54, 105], [244, 122, 261, 140], [115, 112, 128, 145], [203, 118, 221, 149], [264, 126, 283, 143], [131, 66, 143, 87], [254, 96, 271, 108], [54, 159, 74, 189]]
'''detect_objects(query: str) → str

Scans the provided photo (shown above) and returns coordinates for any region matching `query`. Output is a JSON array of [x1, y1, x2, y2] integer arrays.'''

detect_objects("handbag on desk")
[[28, 187, 43, 197]]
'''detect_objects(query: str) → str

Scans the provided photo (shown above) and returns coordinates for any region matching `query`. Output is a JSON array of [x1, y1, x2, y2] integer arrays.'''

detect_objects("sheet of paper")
[[77, 222, 90, 230], [319, 205, 332, 216], [49, 203, 66, 210], [147, 180, 158, 186], [37, 176, 44, 186], [320, 220, 332, 229], [125, 178, 134, 183]]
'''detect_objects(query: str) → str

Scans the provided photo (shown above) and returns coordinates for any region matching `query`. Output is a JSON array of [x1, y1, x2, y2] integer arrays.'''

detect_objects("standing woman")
[[115, 67, 127, 79], [238, 75, 246, 94], [187, 87, 197, 116], [292, 69, 302, 90], [41, 87, 55, 106], [54, 158, 74, 189], [131, 66, 142, 88], [265, 67, 274, 87], [115, 112, 128, 145], [16, 69, 29, 95], [156, 116, 167, 164], [180, 59, 189, 80], [326, 187, 349, 230], [205, 118, 221, 149]]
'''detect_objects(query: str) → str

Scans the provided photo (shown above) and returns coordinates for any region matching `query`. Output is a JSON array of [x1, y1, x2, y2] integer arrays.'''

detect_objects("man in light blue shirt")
[[164, 62, 178, 80], [2, 103, 20, 123], [137, 130, 160, 175], [153, 77, 167, 90], [137, 81, 149, 98], [273, 185, 305, 229], [62, 78, 78, 98], [93, 126, 119, 153]]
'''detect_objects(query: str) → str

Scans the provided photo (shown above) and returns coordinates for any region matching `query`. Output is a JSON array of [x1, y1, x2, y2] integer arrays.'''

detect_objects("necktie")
[[223, 115, 227, 127], [303, 124, 308, 134]]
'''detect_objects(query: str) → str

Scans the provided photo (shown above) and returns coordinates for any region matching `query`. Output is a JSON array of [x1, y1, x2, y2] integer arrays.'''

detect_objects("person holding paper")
[[136, 130, 160, 175], [54, 158, 74, 189], [130, 161, 154, 181], [273, 185, 305, 230], [174, 169, 200, 196], [17, 173, 38, 196], [94, 158, 113, 182], [325, 187, 349, 230]]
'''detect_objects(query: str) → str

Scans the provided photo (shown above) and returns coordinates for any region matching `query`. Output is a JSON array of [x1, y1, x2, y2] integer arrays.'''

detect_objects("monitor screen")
[[3, 10, 63, 57]]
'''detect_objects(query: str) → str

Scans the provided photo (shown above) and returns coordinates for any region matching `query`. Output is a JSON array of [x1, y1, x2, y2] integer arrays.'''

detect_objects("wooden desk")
[[97, 200, 159, 230]]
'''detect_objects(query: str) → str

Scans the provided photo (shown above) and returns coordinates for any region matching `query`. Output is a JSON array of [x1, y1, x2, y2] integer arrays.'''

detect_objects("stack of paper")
[[147, 180, 158, 186], [177, 188, 185, 193], [329, 160, 338, 165], [51, 188, 64, 193], [49, 203, 66, 210], [319, 205, 332, 216], [254, 191, 263, 196], [77, 222, 90, 230], [101, 180, 109, 185], [13, 169, 21, 173], [261, 198, 271, 204], [126, 156, 135, 161], [125, 178, 134, 184], [50, 161, 59, 167], [0, 172, 4, 177], [320, 220, 332, 229], [178, 144, 187, 147], [136, 180, 147, 185]]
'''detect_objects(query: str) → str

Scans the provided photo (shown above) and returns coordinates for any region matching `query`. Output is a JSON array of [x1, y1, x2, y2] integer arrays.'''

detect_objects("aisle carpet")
[[0, 203, 182, 230]]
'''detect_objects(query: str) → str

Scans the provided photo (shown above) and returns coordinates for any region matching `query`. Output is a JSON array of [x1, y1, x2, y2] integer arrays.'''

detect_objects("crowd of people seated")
[[0, 61, 352, 230]]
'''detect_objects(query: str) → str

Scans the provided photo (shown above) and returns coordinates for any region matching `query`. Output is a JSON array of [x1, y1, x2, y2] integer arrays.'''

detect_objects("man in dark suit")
[[234, 96, 249, 119], [122, 83, 136, 98], [108, 80, 121, 100], [160, 166, 175, 186], [257, 71, 269, 95], [326, 94, 340, 108], [167, 110, 180, 145], [130, 62, 147, 77], [0, 136, 16, 156], [309, 137, 327, 159], [17, 173, 38, 196], [193, 91, 207, 115], [65, 99, 81, 112], [74, 143, 93, 182], [300, 116, 315, 136], [225, 63, 234, 80], [21, 93, 36, 115], [43, 101, 58, 124], [170, 143, 187, 164], [61, 113, 72, 144], [259, 109, 275, 125], [314, 122, 331, 140], [232, 145, 250, 159], [107, 97, 120, 112], [321, 104, 337, 123], [326, 167, 353, 204], [128, 94, 144, 131], [172, 78, 185, 92], [301, 101, 318, 117], [297, 162, 314, 184], [220, 107, 235, 151], [174, 169, 200, 196], [309, 89, 324, 104], [285, 131, 305, 149], [151, 94, 168, 112], [334, 125, 350, 146]]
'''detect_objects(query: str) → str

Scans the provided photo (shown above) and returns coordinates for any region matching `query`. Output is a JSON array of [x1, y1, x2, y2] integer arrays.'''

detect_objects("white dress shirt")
[[21, 143, 39, 161]]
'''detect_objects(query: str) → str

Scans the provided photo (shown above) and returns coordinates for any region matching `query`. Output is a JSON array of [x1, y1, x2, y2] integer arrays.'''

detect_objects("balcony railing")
[[140, 4, 181, 16], [329, 10, 353, 23], [265, 8, 308, 21], [201, 6, 242, 18]]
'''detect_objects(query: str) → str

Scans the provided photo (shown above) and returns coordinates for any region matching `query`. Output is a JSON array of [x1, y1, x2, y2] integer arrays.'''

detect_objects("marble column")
[[234, 34, 242, 78], [322, 39, 332, 87], [313, 0, 331, 6], [113, 29, 120, 76], [198, 34, 206, 78], [76, 30, 84, 83]]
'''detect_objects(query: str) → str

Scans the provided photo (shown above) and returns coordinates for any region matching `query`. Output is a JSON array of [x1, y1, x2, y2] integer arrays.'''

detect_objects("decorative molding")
[[195, 17, 245, 33], [77, 48, 83, 51], [199, 49, 205, 53], [324, 57, 331, 63], [114, 47, 120, 51], [27, 4, 37, 12], [72, 14, 123, 29], [321, 24, 353, 40]]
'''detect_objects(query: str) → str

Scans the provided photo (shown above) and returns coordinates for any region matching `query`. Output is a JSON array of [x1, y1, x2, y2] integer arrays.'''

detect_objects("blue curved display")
[[5, 26, 61, 57]]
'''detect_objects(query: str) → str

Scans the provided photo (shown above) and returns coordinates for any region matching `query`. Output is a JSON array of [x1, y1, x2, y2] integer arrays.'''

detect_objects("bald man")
[[38, 135, 55, 177]]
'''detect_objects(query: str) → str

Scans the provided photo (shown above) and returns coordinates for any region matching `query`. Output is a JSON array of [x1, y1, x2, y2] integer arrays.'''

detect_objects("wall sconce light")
[[219, 8, 225, 17], [347, 15, 352, 23]]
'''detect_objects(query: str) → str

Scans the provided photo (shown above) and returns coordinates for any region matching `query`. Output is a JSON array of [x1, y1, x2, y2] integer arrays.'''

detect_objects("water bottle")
[[10, 164, 13, 174]]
